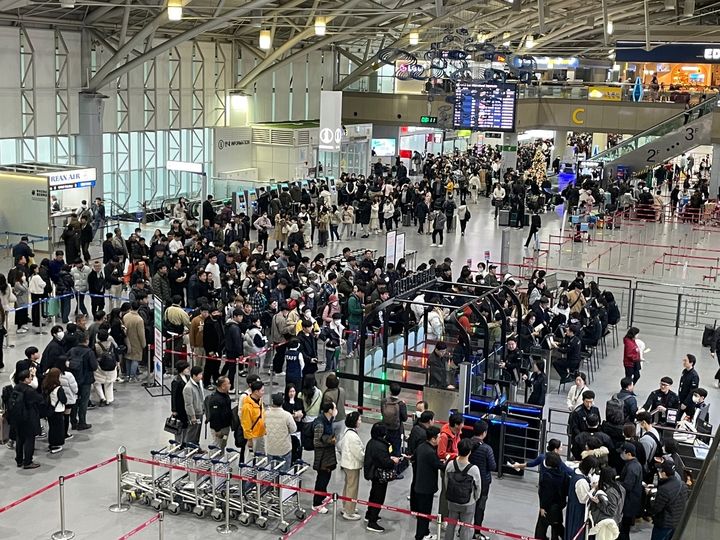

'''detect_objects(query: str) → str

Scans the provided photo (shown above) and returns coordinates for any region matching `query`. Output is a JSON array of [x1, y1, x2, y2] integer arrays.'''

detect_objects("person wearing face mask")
[[40, 325, 67, 380], [202, 308, 225, 390], [321, 313, 344, 372], [297, 319, 319, 377], [295, 307, 320, 335], [243, 316, 268, 372]]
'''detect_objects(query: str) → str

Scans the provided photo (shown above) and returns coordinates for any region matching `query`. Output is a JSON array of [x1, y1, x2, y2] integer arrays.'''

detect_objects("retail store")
[[616, 41, 720, 96]]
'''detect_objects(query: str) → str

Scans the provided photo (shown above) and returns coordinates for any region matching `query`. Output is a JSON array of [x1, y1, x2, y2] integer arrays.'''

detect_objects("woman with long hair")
[[622, 327, 641, 384], [588, 466, 626, 539], [42, 368, 67, 453], [12, 269, 30, 333], [282, 383, 305, 463]]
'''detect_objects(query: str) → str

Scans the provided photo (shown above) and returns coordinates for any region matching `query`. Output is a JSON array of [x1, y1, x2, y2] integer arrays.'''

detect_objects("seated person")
[[551, 324, 582, 383], [498, 336, 523, 383]]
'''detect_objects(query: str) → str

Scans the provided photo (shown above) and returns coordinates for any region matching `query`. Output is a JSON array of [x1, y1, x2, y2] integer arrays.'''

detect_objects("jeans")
[[269, 451, 292, 472], [330, 225, 340, 241], [365, 480, 388, 525], [347, 323, 360, 355], [432, 229, 444, 244], [75, 291, 88, 315], [444, 502, 475, 540], [474, 484, 489, 526], [650, 526, 674, 540], [90, 294, 105, 315], [126, 358, 139, 379], [60, 296, 71, 323], [73, 383, 91, 426], [325, 347, 339, 372], [313, 469, 332, 507]]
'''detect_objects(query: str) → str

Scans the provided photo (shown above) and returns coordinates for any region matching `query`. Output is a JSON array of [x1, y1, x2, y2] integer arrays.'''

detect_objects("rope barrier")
[[0, 456, 115, 514], [281, 497, 332, 539], [117, 513, 162, 540]]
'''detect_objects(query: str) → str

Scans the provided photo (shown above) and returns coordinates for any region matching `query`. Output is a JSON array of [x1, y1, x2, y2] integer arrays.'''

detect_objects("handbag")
[[164, 416, 183, 435], [374, 467, 397, 484]]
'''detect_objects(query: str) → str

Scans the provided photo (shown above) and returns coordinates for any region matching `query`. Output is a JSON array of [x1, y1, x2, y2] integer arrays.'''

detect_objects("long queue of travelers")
[[0, 145, 711, 540]]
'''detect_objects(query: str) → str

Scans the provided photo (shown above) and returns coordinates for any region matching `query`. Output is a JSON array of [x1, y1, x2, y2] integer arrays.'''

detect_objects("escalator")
[[592, 95, 717, 177]]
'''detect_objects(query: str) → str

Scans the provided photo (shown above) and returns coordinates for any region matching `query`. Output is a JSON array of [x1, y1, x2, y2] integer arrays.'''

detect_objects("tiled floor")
[[1, 194, 718, 539]]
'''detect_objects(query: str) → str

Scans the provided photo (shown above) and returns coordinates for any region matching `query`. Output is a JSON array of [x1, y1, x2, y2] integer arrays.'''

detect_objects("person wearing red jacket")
[[623, 327, 642, 384], [437, 412, 464, 521]]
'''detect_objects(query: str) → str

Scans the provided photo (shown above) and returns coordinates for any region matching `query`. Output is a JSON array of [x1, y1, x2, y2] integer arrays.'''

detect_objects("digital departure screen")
[[453, 81, 518, 132]]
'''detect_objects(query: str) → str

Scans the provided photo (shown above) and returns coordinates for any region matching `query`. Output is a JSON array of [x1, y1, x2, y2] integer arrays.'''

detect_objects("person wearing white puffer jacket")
[[339, 411, 364, 521]]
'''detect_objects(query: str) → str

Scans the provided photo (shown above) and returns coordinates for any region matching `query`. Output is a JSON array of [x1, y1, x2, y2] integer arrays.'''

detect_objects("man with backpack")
[[636, 412, 663, 482], [444, 438, 482, 540], [240, 380, 266, 454], [607, 378, 638, 426], [67, 331, 97, 431], [380, 382, 408, 462], [438, 412, 465, 521], [7, 370, 44, 469], [206, 376, 233, 450]]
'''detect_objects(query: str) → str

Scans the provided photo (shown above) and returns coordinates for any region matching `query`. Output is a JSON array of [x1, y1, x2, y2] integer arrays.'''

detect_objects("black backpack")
[[5, 386, 27, 425], [446, 460, 476, 505], [96, 342, 117, 372], [605, 393, 631, 425], [607, 302, 621, 326]]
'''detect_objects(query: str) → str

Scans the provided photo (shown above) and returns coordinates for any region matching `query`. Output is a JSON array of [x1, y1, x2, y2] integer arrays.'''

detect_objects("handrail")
[[590, 94, 718, 164]]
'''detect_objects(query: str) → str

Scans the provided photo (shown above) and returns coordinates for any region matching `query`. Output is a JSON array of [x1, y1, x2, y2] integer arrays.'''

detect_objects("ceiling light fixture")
[[259, 29, 272, 50], [606, 20, 614, 35], [477, 33, 488, 43], [167, 0, 183, 21], [60, 0, 75, 7], [409, 31, 419, 46], [525, 35, 535, 49], [314, 17, 326, 36]]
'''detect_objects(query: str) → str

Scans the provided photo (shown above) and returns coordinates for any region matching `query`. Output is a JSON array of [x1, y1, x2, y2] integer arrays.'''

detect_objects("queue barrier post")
[[109, 446, 130, 513], [436, 514, 443, 538], [158, 511, 164, 540], [216, 471, 237, 534], [331, 493, 338, 540], [50, 476, 75, 540]]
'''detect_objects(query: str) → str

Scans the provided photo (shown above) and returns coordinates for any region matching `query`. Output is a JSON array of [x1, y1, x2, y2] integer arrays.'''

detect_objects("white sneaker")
[[313, 505, 329, 514], [430, 243, 437, 247], [438, 244, 444, 247], [342, 512, 362, 521], [424, 535, 438, 540]]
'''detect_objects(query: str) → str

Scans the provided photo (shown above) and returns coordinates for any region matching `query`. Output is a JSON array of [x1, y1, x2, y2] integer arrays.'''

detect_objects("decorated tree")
[[529, 146, 547, 184]]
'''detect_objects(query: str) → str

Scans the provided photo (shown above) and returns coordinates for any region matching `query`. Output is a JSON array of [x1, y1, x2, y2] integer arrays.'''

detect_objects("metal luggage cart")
[[272, 463, 309, 534], [174, 444, 225, 518], [236, 454, 280, 529], [148, 443, 200, 512], [120, 440, 183, 507]]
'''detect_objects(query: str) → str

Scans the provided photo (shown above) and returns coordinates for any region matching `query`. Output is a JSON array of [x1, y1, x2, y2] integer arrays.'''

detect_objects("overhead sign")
[[319, 90, 343, 151], [588, 85, 622, 101], [41, 167, 96, 189], [571, 108, 585, 125], [420, 116, 437, 124], [213, 127, 253, 174], [395, 233, 405, 264]]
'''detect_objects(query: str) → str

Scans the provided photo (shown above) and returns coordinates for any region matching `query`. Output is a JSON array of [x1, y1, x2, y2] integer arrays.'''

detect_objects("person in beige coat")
[[123, 302, 146, 382], [338, 411, 365, 520]]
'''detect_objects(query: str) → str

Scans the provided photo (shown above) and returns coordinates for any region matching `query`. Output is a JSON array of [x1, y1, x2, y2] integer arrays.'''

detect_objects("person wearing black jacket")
[[297, 320, 318, 377], [641, 377, 681, 425], [524, 359, 547, 406], [534, 452, 569, 540], [87, 260, 107, 315], [67, 331, 97, 431], [470, 420, 497, 535], [525, 211, 542, 249], [413, 426, 443, 540], [618, 443, 643, 540], [9, 370, 45, 469], [650, 461, 689, 540], [170, 361, 190, 442], [207, 376, 233, 450], [363, 423, 401, 533], [223, 309, 244, 390], [678, 354, 700, 413], [202, 307, 225, 390], [40, 326, 67, 381], [552, 325, 582, 383], [406, 410, 434, 512], [568, 390, 601, 443]]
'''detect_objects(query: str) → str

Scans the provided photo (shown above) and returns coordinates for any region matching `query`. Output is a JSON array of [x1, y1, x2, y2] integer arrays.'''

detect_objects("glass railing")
[[590, 95, 719, 164]]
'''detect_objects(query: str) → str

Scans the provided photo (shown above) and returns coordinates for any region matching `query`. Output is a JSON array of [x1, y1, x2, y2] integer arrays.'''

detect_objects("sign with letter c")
[[572, 108, 585, 125]]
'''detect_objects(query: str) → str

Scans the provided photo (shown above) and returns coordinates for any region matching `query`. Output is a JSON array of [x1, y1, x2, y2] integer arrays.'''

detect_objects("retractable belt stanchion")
[[158, 511, 165, 540], [109, 446, 129, 513], [436, 514, 443, 538], [216, 471, 237, 534], [50, 476, 75, 540], [331, 493, 338, 539]]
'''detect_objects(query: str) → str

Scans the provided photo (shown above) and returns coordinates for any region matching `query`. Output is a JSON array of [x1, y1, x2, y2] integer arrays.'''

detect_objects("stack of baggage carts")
[[120, 441, 309, 533]]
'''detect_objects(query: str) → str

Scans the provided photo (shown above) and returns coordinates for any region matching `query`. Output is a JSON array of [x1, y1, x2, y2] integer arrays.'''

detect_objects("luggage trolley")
[[175, 444, 225, 518], [156, 443, 202, 513], [236, 454, 279, 528], [120, 440, 182, 505], [272, 463, 309, 533]]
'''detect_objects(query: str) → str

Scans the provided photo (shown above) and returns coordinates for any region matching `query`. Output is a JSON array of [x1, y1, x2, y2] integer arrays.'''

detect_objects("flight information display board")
[[453, 81, 517, 132]]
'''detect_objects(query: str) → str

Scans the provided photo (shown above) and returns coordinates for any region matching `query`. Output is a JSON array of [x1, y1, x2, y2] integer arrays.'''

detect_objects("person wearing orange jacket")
[[437, 412, 465, 520]]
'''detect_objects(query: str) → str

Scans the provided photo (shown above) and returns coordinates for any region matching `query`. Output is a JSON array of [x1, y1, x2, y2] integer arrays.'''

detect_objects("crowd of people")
[[0, 145, 711, 540]]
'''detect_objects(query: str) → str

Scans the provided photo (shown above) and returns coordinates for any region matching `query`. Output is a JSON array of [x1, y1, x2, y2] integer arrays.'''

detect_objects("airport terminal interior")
[[2, 1, 720, 540]]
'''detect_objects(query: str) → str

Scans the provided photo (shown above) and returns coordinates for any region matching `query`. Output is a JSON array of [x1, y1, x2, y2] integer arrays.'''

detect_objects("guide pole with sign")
[[145, 295, 169, 397]]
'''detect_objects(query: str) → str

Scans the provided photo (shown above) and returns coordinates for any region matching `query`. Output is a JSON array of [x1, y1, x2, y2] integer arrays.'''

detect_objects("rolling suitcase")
[[402, 213, 411, 227]]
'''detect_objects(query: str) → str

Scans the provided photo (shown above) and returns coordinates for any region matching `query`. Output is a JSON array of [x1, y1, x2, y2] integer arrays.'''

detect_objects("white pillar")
[[502, 132, 518, 173], [554, 130, 568, 161], [591, 132, 608, 156], [710, 143, 720, 199]]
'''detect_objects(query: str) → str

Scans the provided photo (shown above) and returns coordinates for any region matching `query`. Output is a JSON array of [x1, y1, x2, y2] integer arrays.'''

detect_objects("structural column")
[[501, 132, 518, 173], [710, 144, 720, 198], [554, 130, 569, 162], [76, 92, 107, 198]]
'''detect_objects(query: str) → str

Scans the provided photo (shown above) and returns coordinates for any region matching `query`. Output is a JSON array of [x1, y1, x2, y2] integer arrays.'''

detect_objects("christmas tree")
[[529, 146, 547, 184]]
